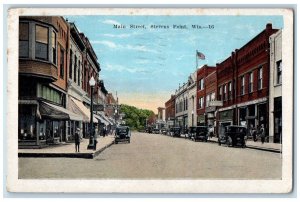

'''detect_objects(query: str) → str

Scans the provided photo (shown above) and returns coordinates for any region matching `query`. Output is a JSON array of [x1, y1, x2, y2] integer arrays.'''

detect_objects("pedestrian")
[[250, 125, 257, 142], [260, 124, 265, 144], [75, 128, 81, 152]]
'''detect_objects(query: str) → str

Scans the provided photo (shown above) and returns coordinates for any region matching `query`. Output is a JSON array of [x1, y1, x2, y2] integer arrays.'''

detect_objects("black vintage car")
[[169, 127, 181, 137], [189, 126, 209, 142], [218, 125, 247, 147], [115, 126, 131, 144], [153, 128, 160, 134], [160, 127, 167, 135]]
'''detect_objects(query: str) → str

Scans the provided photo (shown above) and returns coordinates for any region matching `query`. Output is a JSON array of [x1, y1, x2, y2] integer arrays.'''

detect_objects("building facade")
[[196, 65, 215, 126], [187, 70, 197, 127], [269, 30, 282, 143], [165, 95, 176, 129], [175, 83, 189, 130], [18, 16, 83, 147], [205, 69, 217, 132]]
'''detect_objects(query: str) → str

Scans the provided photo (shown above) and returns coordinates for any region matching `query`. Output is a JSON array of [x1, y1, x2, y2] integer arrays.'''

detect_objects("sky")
[[65, 15, 283, 112]]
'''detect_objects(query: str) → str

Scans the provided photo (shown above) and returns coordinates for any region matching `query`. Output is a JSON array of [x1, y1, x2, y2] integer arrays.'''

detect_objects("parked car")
[[161, 127, 168, 135], [115, 126, 131, 144], [190, 126, 209, 142], [153, 128, 160, 134], [218, 125, 247, 147], [169, 127, 181, 137], [147, 126, 153, 134]]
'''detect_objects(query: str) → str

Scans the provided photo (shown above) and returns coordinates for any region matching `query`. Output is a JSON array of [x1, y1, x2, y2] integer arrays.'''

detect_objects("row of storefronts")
[[18, 16, 117, 148], [165, 24, 282, 143]]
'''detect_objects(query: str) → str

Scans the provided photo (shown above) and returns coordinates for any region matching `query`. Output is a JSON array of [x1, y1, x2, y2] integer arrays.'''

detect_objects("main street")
[[19, 132, 281, 179]]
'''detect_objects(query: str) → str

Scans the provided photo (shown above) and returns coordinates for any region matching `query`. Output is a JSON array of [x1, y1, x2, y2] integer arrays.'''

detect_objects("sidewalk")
[[18, 135, 115, 159], [208, 137, 282, 153]]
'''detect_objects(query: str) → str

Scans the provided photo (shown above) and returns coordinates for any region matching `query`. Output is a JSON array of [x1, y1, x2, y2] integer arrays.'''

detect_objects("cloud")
[[91, 40, 158, 53], [102, 19, 121, 26], [105, 63, 150, 74]]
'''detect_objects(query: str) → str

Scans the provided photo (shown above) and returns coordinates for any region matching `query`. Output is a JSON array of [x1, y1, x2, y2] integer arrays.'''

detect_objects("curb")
[[207, 139, 280, 153], [18, 140, 115, 159]]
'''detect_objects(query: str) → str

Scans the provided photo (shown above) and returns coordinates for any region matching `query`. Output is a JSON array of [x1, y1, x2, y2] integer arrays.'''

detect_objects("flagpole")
[[196, 50, 198, 69]]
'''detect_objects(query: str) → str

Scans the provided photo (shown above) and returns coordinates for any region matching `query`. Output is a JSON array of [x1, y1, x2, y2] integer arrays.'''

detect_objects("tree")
[[120, 104, 155, 130]]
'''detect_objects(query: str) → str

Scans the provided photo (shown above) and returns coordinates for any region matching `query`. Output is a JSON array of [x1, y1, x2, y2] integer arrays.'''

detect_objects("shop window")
[[248, 104, 256, 116], [35, 25, 49, 60], [19, 23, 29, 58], [18, 105, 37, 141], [276, 60, 282, 85]]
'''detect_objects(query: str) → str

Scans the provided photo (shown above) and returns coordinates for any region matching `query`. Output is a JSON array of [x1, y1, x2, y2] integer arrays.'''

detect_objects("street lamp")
[[87, 76, 96, 150]]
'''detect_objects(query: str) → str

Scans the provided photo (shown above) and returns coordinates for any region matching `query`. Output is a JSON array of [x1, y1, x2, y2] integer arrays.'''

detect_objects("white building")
[[175, 82, 189, 130], [187, 70, 197, 127], [269, 30, 282, 143]]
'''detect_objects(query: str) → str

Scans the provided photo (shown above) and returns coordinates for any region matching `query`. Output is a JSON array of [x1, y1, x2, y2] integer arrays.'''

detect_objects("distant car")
[[160, 128, 167, 135], [153, 128, 160, 134], [190, 126, 209, 142], [170, 127, 181, 137], [218, 125, 247, 147], [115, 126, 131, 144]]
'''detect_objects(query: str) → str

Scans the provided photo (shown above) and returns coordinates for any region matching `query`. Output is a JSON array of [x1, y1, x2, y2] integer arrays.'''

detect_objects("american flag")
[[196, 51, 205, 60]]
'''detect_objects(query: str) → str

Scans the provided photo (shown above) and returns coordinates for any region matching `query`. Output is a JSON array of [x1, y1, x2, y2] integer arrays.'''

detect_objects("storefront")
[[218, 109, 234, 136], [273, 97, 282, 143], [197, 114, 205, 126], [18, 101, 83, 147]]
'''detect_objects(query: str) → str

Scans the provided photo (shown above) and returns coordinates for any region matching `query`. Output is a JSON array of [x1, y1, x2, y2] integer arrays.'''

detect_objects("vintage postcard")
[[6, 8, 293, 193]]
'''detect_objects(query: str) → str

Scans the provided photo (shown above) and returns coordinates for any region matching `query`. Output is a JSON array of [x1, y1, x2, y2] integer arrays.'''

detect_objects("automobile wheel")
[[226, 137, 232, 147], [115, 141, 118, 144]]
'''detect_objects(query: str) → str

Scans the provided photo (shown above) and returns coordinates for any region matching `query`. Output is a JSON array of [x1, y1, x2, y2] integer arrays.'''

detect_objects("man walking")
[[75, 128, 81, 152], [260, 124, 266, 144]]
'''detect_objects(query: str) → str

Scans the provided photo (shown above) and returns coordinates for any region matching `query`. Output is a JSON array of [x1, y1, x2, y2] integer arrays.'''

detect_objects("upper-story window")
[[241, 76, 245, 95], [223, 84, 227, 100], [52, 31, 56, 64], [228, 82, 232, 100], [74, 55, 77, 83], [35, 25, 49, 61], [206, 95, 210, 107], [211, 92, 215, 101], [199, 78, 204, 90], [258, 67, 263, 90], [199, 97, 204, 109], [78, 60, 81, 86], [69, 50, 73, 79], [276, 60, 282, 85], [59, 47, 64, 79], [219, 86, 223, 100], [249, 72, 253, 93], [19, 23, 29, 58]]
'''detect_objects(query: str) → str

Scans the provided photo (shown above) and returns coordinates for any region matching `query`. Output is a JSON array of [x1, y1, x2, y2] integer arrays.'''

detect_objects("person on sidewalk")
[[75, 128, 81, 152], [250, 125, 257, 142], [260, 124, 266, 144]]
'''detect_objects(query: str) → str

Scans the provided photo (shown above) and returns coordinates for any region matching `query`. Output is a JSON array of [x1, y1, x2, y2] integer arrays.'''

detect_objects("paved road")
[[19, 132, 282, 179]]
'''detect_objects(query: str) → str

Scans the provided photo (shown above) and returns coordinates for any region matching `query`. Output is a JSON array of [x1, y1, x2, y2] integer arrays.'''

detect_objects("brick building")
[[165, 95, 176, 128], [196, 65, 215, 125], [18, 16, 82, 147], [204, 69, 217, 130], [216, 23, 278, 138]]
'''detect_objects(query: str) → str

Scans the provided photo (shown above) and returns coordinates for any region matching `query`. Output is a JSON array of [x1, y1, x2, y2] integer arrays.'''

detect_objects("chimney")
[[266, 23, 272, 31]]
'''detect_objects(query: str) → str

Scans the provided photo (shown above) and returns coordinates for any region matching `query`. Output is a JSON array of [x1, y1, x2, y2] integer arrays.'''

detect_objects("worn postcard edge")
[[6, 8, 294, 193]]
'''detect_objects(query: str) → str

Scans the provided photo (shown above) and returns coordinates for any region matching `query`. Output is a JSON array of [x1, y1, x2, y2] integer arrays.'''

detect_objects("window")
[[258, 67, 263, 89], [219, 86, 223, 100], [228, 82, 232, 100], [19, 23, 29, 58], [223, 84, 227, 100], [249, 72, 253, 93], [206, 95, 210, 107], [211, 92, 215, 101], [52, 31, 56, 64], [199, 78, 204, 90], [241, 76, 245, 95], [74, 55, 77, 83], [35, 25, 49, 60], [276, 60, 282, 84], [69, 50, 73, 79], [60, 48, 64, 79], [199, 97, 204, 109], [78, 60, 81, 86]]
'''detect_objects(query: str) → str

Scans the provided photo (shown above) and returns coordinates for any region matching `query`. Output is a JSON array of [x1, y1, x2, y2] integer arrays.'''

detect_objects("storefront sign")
[[209, 100, 223, 107], [93, 104, 104, 111]]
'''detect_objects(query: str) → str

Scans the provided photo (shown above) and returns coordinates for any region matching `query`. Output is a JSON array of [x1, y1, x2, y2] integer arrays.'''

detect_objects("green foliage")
[[120, 104, 155, 131]]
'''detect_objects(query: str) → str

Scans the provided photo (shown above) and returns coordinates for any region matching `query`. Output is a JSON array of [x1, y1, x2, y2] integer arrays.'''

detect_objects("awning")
[[99, 112, 113, 125], [70, 97, 97, 123], [94, 113, 109, 125], [39, 101, 83, 121]]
